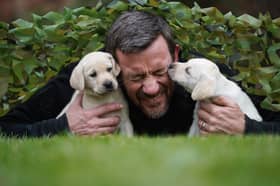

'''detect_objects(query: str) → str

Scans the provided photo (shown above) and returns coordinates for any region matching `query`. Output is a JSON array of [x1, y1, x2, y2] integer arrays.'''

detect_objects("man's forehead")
[[123, 60, 169, 74]]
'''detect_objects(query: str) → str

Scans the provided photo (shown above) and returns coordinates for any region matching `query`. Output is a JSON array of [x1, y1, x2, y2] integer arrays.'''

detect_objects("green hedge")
[[0, 0, 280, 116]]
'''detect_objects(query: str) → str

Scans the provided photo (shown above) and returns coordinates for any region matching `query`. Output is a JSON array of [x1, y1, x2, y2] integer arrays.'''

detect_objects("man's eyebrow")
[[129, 71, 145, 76]]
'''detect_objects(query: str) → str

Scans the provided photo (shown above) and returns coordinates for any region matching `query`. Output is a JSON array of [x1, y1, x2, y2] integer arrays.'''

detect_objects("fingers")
[[210, 96, 237, 107], [198, 96, 236, 121], [78, 116, 120, 129], [197, 96, 245, 135], [71, 116, 120, 136], [198, 119, 222, 135], [74, 126, 118, 136]]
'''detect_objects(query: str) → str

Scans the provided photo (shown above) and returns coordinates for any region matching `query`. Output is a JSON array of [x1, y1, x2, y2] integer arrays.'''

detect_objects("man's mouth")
[[140, 92, 165, 107]]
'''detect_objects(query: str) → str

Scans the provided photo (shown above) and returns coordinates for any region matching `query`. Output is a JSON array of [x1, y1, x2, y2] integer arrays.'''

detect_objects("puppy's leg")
[[120, 110, 133, 137], [56, 91, 79, 119], [119, 114, 134, 137], [188, 102, 200, 137]]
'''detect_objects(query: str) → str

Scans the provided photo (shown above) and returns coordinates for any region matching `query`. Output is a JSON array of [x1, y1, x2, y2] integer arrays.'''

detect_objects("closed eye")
[[153, 68, 168, 76], [185, 67, 191, 75], [129, 74, 145, 82]]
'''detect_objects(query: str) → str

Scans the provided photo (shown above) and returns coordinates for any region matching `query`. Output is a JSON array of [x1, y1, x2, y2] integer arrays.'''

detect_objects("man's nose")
[[142, 77, 160, 96]]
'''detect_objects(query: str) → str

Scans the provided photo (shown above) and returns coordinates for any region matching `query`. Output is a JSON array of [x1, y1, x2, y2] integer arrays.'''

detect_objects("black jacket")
[[0, 62, 279, 137]]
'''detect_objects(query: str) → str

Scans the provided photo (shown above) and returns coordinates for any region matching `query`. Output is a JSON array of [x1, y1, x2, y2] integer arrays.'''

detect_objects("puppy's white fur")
[[57, 51, 133, 137], [168, 58, 262, 136]]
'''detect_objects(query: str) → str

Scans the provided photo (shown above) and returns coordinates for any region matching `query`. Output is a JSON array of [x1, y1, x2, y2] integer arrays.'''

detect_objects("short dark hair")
[[105, 10, 176, 60]]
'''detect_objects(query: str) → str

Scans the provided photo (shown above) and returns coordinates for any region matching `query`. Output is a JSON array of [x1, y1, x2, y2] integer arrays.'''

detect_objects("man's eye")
[[129, 75, 145, 82], [107, 67, 112, 72], [90, 71, 97, 77], [153, 68, 167, 76]]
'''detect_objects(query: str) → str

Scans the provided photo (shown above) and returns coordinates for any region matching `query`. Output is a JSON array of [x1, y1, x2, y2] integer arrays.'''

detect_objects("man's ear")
[[70, 64, 85, 90], [191, 74, 216, 100], [173, 44, 180, 62]]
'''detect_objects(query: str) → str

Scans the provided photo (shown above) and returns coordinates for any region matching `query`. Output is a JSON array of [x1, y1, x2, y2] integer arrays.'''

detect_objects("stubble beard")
[[137, 86, 171, 119], [142, 100, 169, 119]]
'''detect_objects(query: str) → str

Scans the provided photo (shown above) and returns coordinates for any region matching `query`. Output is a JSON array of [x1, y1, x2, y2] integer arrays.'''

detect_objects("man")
[[0, 10, 279, 137]]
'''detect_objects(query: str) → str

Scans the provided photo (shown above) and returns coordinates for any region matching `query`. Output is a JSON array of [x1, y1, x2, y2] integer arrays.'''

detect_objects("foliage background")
[[0, 0, 280, 116]]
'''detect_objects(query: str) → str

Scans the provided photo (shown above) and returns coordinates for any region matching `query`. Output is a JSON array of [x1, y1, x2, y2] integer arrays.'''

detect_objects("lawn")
[[0, 135, 279, 186]]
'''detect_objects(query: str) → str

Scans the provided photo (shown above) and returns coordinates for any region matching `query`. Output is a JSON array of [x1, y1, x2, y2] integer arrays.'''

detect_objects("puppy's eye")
[[107, 67, 112, 72], [90, 71, 97, 77], [185, 67, 191, 75]]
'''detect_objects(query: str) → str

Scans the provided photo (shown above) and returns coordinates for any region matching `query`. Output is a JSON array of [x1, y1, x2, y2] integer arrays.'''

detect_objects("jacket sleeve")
[[245, 116, 280, 134], [0, 62, 77, 137], [244, 95, 280, 134]]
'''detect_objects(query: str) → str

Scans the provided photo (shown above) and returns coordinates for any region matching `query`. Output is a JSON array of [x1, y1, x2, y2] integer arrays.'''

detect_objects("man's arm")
[[0, 63, 77, 137], [245, 113, 280, 134], [0, 61, 124, 137], [0, 115, 69, 137], [197, 96, 280, 135]]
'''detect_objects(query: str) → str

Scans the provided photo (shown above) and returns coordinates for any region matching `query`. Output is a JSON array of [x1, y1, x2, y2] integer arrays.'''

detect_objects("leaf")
[[237, 14, 262, 28], [9, 27, 35, 43], [12, 60, 25, 85], [201, 7, 224, 23], [258, 66, 278, 74], [107, 0, 129, 11], [12, 19, 33, 28], [23, 57, 38, 75], [270, 72, 280, 91], [148, 0, 159, 7], [267, 43, 280, 68], [0, 65, 10, 75], [32, 14, 42, 24], [83, 34, 104, 55], [43, 11, 65, 24], [261, 97, 280, 111], [128, 0, 147, 6], [259, 79, 271, 93], [267, 23, 280, 39], [76, 16, 100, 28], [73, 7, 98, 17], [0, 76, 9, 98]]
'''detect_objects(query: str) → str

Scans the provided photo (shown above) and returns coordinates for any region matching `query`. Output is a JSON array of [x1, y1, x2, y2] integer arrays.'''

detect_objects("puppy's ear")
[[70, 64, 85, 90], [110, 57, 121, 76], [191, 74, 216, 100]]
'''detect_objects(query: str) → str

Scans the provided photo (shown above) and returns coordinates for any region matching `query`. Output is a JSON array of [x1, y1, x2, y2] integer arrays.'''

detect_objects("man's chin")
[[141, 104, 169, 119]]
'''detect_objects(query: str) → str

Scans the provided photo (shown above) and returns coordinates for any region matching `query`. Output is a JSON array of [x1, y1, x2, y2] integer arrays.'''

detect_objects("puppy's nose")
[[103, 80, 113, 90], [168, 63, 175, 69]]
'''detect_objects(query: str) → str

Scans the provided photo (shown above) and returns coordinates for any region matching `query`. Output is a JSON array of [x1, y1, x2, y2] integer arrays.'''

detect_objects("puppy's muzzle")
[[103, 80, 114, 91], [167, 63, 177, 78]]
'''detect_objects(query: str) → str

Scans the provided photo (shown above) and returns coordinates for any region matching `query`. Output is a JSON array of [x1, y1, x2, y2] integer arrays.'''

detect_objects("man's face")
[[116, 36, 179, 118]]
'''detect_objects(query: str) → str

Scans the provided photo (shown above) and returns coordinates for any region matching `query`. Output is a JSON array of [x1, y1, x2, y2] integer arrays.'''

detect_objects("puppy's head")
[[70, 51, 120, 95], [168, 58, 220, 100]]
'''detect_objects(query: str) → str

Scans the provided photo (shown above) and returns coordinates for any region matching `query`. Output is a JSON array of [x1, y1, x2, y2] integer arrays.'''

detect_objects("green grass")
[[1, 135, 280, 186]]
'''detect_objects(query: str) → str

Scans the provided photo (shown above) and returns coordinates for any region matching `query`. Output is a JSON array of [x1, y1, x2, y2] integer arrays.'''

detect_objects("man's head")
[[105, 10, 176, 59], [105, 11, 179, 119]]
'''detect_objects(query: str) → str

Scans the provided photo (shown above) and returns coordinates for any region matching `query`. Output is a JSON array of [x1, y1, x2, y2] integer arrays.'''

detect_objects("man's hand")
[[197, 96, 245, 135], [66, 92, 123, 136]]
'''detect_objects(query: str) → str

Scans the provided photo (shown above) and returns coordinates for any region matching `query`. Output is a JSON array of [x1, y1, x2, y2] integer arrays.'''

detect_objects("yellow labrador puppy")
[[168, 58, 262, 136], [57, 51, 133, 137]]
